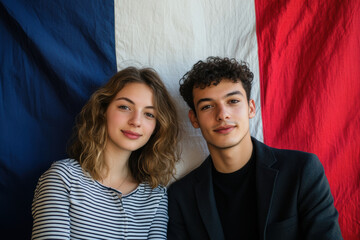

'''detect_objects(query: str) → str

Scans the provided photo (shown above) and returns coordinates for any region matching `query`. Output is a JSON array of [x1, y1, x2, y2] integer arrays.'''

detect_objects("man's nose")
[[216, 105, 230, 121]]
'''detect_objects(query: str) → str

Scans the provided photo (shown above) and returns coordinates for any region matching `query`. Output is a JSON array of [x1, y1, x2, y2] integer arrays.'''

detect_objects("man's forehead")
[[195, 77, 229, 85], [193, 79, 245, 92], [192, 80, 247, 104]]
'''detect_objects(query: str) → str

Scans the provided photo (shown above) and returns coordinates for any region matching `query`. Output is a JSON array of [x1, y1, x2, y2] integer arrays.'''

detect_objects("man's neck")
[[209, 135, 253, 173]]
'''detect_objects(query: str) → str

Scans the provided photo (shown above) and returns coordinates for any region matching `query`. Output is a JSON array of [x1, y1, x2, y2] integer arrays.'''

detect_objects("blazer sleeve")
[[167, 185, 191, 240], [298, 154, 343, 239]]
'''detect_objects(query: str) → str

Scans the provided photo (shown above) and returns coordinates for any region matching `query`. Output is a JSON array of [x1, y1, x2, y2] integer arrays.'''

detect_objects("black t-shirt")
[[212, 151, 258, 240]]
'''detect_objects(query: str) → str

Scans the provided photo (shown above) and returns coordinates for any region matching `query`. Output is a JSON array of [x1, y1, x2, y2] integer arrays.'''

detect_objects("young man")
[[167, 57, 342, 240]]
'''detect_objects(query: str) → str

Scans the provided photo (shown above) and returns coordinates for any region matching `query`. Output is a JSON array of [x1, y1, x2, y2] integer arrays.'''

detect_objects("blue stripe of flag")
[[0, 0, 116, 238]]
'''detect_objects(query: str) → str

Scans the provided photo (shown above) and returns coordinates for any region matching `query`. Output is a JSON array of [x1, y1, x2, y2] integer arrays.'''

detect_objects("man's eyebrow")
[[226, 90, 243, 97], [115, 97, 155, 109], [196, 98, 213, 107], [195, 91, 244, 107]]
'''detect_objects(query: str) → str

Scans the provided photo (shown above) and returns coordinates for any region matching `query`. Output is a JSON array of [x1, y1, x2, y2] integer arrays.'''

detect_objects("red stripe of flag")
[[255, 0, 360, 239]]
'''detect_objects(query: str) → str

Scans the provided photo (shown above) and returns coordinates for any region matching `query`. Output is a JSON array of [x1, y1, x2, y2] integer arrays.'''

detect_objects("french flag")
[[0, 0, 359, 239]]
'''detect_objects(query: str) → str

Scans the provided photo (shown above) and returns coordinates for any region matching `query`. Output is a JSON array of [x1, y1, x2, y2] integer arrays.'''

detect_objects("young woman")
[[31, 67, 180, 239]]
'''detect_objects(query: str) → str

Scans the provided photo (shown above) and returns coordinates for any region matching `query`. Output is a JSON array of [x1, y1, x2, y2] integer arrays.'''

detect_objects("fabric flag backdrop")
[[0, 0, 359, 239]]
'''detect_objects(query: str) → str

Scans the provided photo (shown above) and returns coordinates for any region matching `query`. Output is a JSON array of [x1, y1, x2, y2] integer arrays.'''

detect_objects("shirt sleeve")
[[147, 191, 169, 239], [298, 154, 343, 239], [31, 161, 72, 240]]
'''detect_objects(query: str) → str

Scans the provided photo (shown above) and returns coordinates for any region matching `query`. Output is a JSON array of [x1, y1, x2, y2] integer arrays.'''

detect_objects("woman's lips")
[[121, 130, 142, 139]]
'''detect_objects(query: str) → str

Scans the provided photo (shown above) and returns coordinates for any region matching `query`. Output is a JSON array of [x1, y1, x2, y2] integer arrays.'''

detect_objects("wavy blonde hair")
[[68, 67, 180, 188]]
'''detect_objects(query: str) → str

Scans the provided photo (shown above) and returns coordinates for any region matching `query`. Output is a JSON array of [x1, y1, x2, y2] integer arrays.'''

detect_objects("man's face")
[[189, 79, 255, 152]]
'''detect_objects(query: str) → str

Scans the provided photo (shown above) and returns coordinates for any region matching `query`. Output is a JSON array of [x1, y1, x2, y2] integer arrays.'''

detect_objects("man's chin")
[[207, 141, 240, 150]]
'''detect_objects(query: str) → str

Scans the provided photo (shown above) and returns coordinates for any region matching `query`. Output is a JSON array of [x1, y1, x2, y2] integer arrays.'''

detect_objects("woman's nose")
[[128, 111, 141, 127]]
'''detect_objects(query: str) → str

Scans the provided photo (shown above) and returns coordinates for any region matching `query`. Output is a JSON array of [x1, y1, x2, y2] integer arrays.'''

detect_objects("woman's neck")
[[101, 147, 138, 194]]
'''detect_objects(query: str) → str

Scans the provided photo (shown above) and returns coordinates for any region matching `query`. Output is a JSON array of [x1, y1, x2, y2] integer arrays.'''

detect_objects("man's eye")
[[229, 99, 240, 104], [200, 105, 211, 111]]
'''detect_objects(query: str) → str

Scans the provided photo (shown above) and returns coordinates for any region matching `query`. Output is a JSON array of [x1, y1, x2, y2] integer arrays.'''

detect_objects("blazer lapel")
[[194, 158, 225, 240], [253, 138, 279, 240]]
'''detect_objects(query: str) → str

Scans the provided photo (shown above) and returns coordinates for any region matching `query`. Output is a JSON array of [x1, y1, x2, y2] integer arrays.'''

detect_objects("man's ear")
[[188, 110, 200, 128], [248, 99, 256, 119]]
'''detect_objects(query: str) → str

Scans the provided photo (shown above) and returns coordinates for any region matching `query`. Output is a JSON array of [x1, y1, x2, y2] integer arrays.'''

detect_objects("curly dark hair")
[[179, 56, 254, 112]]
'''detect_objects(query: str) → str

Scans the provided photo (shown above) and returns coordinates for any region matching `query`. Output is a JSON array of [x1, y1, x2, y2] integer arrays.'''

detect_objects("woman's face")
[[105, 82, 157, 154]]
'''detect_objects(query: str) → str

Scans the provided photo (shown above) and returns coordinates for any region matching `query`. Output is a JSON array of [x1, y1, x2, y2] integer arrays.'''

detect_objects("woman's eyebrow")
[[115, 97, 155, 109], [115, 97, 134, 104]]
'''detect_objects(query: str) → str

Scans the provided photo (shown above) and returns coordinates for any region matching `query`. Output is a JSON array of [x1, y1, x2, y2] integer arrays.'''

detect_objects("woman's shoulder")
[[133, 183, 167, 199], [40, 158, 83, 180], [141, 182, 166, 192], [34, 159, 82, 194], [48, 158, 81, 172]]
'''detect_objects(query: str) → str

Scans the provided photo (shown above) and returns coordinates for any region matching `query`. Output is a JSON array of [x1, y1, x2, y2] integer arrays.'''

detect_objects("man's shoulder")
[[272, 147, 318, 161], [252, 137, 320, 169], [253, 138, 323, 173], [168, 158, 210, 194], [169, 164, 201, 187]]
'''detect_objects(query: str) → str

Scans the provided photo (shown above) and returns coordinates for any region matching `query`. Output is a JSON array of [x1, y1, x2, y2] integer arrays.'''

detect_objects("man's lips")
[[121, 130, 142, 139], [214, 125, 235, 134]]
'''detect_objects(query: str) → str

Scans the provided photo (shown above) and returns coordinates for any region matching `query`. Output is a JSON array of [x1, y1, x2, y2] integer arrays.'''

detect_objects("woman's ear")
[[188, 110, 200, 128]]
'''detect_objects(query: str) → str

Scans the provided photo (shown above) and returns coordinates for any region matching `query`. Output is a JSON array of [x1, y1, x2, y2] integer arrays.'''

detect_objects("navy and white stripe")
[[32, 159, 168, 239]]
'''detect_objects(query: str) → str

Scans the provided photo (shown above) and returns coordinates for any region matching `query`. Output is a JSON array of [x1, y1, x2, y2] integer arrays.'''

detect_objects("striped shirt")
[[32, 159, 168, 239]]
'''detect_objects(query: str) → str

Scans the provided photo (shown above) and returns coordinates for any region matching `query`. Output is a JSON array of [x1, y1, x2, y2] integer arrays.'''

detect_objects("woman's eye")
[[118, 105, 130, 110], [145, 112, 155, 118]]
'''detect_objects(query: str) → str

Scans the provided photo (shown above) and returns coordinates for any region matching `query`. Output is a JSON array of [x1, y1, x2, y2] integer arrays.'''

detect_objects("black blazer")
[[167, 138, 342, 240]]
